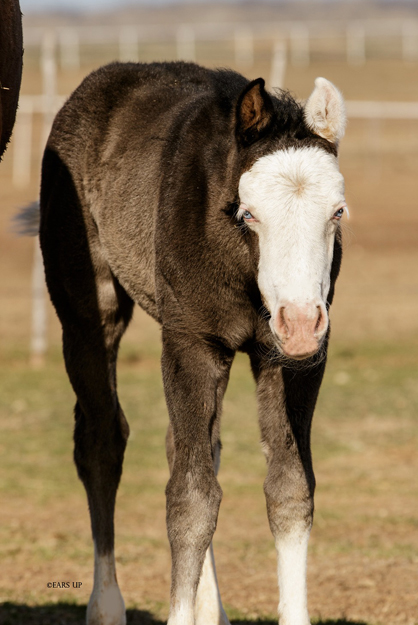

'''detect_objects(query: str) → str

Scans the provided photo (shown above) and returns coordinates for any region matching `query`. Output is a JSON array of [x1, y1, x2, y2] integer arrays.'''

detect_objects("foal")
[[39, 62, 346, 625]]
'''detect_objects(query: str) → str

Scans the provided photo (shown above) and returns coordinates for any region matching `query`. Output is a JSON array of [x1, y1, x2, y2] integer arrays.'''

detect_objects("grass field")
[[0, 17, 418, 625], [0, 331, 417, 624]]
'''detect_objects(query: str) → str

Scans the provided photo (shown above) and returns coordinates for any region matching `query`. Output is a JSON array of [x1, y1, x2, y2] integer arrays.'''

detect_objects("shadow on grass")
[[0, 603, 370, 625], [233, 621, 369, 625]]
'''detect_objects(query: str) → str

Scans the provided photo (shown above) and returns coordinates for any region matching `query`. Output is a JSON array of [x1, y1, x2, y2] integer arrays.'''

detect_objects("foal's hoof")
[[86, 584, 126, 625]]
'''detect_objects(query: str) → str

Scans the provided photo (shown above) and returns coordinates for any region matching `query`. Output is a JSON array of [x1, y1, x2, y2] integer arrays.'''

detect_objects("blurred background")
[[0, 1, 417, 624]]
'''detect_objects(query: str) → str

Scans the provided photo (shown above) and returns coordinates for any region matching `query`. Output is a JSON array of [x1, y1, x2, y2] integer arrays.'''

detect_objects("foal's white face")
[[236, 76, 347, 360], [238, 146, 346, 359]]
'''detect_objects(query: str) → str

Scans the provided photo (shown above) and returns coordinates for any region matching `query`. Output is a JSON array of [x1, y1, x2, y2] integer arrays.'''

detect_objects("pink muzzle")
[[273, 301, 328, 360]]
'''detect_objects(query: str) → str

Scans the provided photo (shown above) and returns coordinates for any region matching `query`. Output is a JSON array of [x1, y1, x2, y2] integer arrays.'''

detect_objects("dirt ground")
[[1, 343, 417, 625], [0, 20, 418, 625]]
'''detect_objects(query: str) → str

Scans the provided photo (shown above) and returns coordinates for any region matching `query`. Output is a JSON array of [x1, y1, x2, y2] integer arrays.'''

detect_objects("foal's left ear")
[[236, 78, 275, 146], [304, 77, 346, 146]]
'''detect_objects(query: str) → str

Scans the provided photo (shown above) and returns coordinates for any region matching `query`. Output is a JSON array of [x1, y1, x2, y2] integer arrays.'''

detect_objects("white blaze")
[[238, 146, 345, 337]]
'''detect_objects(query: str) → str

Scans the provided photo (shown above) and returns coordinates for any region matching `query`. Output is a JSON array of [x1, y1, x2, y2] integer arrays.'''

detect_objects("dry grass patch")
[[0, 339, 417, 624]]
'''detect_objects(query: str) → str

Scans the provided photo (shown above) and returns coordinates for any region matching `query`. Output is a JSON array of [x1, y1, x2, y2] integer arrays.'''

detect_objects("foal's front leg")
[[251, 356, 326, 625], [162, 330, 233, 625], [166, 424, 230, 625]]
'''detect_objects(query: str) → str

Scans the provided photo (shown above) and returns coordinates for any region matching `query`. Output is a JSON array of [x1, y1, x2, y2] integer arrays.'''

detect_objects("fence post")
[[12, 100, 33, 188], [176, 25, 196, 61], [119, 26, 139, 62], [290, 23, 310, 67], [402, 21, 418, 62], [28, 29, 57, 366], [30, 236, 48, 367], [41, 29, 57, 151], [270, 40, 287, 90], [347, 22, 366, 65], [59, 28, 80, 70]]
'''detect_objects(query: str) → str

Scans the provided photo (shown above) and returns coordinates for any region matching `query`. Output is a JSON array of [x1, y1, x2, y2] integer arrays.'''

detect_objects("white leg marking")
[[86, 544, 126, 625], [167, 597, 195, 625], [195, 543, 230, 625], [276, 526, 311, 625], [168, 447, 226, 625]]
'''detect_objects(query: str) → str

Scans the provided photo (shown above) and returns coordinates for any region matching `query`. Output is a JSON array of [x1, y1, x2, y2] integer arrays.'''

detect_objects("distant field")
[[0, 36, 417, 625]]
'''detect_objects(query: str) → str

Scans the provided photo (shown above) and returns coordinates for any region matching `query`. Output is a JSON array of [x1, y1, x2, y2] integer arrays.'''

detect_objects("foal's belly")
[[104, 228, 159, 322]]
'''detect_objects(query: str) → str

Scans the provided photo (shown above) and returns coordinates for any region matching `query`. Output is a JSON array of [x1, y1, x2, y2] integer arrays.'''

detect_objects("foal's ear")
[[236, 78, 275, 146], [304, 77, 346, 145]]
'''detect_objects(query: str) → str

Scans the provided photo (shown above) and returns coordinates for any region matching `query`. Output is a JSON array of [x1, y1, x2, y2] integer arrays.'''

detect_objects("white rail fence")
[[15, 95, 418, 191], [12, 29, 418, 364], [13, 29, 65, 189], [18, 94, 418, 367], [14, 33, 418, 191], [24, 19, 418, 70], [346, 101, 418, 119]]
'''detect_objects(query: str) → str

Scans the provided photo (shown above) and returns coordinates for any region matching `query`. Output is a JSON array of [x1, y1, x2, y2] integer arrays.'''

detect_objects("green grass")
[[1, 336, 418, 517], [0, 337, 417, 623]]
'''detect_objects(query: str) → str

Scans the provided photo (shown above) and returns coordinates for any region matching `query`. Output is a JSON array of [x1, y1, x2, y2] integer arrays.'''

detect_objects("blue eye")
[[243, 210, 253, 220], [333, 207, 344, 219]]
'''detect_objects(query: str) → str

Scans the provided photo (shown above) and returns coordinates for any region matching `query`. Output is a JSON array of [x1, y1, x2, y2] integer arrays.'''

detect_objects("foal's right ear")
[[236, 78, 275, 147]]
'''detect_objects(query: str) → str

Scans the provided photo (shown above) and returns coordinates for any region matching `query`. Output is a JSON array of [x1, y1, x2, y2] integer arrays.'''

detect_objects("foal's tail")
[[12, 200, 40, 236]]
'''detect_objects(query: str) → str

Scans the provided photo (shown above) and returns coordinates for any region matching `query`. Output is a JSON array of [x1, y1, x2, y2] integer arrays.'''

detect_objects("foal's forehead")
[[239, 146, 344, 208]]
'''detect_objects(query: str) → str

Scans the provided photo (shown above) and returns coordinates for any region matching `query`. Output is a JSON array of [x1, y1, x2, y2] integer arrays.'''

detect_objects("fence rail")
[[23, 19, 418, 70], [12, 19, 418, 365], [13, 93, 418, 190], [346, 101, 418, 119]]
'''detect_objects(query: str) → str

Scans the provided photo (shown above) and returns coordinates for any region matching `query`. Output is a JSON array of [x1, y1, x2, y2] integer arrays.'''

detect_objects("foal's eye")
[[333, 207, 344, 220], [237, 203, 257, 223]]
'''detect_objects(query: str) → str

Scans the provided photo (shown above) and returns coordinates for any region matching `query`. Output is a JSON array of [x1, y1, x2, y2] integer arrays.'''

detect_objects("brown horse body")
[[39, 61, 347, 625], [0, 0, 23, 159]]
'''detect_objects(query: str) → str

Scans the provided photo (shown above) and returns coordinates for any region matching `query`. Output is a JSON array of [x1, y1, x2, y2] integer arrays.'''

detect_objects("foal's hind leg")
[[40, 158, 133, 625], [58, 285, 132, 625], [69, 298, 132, 625], [166, 425, 230, 625]]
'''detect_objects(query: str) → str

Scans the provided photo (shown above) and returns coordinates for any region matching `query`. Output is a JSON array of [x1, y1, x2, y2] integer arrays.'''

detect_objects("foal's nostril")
[[314, 303, 328, 337], [278, 306, 289, 337], [314, 306, 322, 333]]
